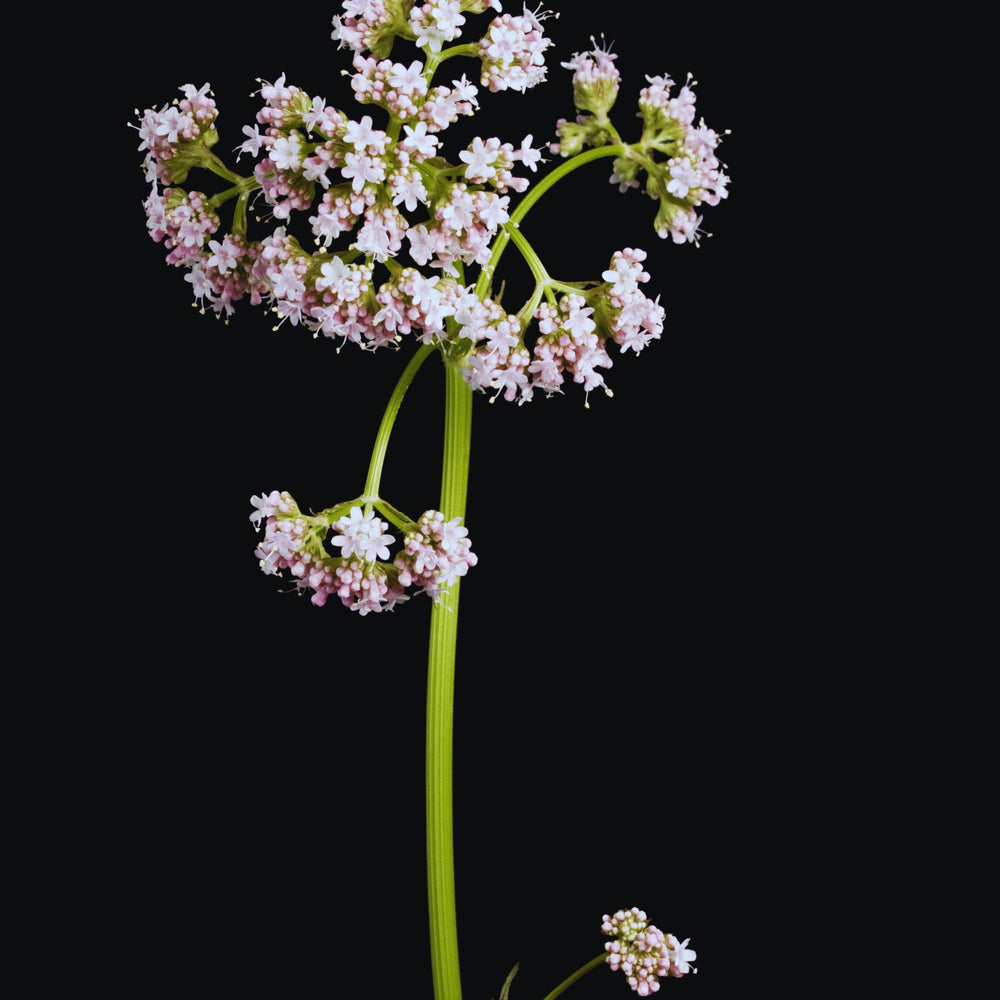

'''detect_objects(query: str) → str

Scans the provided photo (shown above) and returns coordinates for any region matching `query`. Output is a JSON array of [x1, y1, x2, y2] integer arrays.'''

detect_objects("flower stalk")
[[426, 363, 474, 1000]]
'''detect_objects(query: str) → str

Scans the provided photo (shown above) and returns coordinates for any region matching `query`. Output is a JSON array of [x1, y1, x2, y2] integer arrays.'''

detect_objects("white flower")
[[342, 0, 374, 18], [342, 151, 384, 192], [408, 273, 441, 308], [331, 507, 395, 562], [270, 135, 302, 171], [388, 60, 425, 91], [343, 115, 380, 151], [316, 256, 351, 292], [666, 159, 699, 199], [450, 74, 479, 105], [666, 935, 696, 975], [236, 124, 267, 159], [401, 121, 439, 158], [458, 136, 497, 182], [392, 175, 426, 212], [514, 133, 542, 171]]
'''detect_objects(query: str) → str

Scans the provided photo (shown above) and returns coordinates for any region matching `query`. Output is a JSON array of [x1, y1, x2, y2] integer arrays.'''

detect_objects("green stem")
[[424, 42, 480, 86], [540, 954, 608, 1000], [426, 363, 474, 1000], [362, 344, 436, 501], [474, 145, 626, 300], [505, 224, 550, 284], [201, 148, 246, 185]]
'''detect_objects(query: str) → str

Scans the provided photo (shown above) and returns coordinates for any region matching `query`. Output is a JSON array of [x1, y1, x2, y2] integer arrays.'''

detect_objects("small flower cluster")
[[602, 908, 696, 995], [185, 233, 268, 316], [529, 293, 612, 399], [143, 188, 220, 267], [638, 74, 729, 243], [553, 42, 729, 244], [136, 83, 219, 184], [395, 510, 479, 599], [456, 247, 663, 404], [250, 491, 477, 613], [407, 179, 514, 275], [478, 5, 553, 93], [595, 248, 664, 354], [561, 36, 620, 118]]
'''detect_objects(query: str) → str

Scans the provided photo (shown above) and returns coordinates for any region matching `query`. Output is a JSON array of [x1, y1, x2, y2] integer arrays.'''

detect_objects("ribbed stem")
[[426, 364, 474, 1000]]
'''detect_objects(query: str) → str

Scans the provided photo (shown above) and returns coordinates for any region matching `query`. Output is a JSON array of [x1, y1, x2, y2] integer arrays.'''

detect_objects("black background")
[[105, 6, 820, 996]]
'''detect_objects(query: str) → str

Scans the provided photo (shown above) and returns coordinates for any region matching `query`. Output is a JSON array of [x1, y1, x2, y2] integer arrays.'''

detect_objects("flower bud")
[[564, 45, 620, 118]]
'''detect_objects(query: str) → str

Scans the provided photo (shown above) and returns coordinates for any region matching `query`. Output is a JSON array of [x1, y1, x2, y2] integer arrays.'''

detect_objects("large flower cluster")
[[250, 491, 477, 613], [601, 908, 696, 995], [136, 4, 549, 349], [553, 42, 729, 244], [136, 4, 727, 407]]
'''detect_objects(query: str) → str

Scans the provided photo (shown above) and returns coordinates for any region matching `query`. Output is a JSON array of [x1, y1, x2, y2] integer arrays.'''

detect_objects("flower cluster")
[[455, 247, 663, 404], [602, 908, 696, 995], [478, 5, 553, 92], [135, 3, 549, 339], [136, 82, 219, 184], [250, 491, 477, 613], [553, 42, 729, 244], [143, 188, 220, 267], [136, 3, 727, 402], [561, 36, 620, 119], [395, 510, 479, 599]]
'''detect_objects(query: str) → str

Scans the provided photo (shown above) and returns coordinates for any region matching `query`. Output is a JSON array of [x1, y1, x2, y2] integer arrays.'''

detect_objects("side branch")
[[474, 144, 627, 300]]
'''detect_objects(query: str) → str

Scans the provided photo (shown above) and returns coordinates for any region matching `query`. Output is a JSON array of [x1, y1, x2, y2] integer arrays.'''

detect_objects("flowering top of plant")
[[602, 908, 697, 995], [134, 1, 729, 613], [134, 2, 727, 403]]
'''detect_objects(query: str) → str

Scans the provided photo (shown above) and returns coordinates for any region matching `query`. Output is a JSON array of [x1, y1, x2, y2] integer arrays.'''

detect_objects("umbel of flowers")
[[134, 0, 728, 613], [250, 490, 477, 613], [602, 908, 697, 995]]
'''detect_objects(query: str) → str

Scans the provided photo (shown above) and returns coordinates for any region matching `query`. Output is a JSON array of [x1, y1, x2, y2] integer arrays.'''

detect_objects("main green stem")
[[424, 144, 628, 1000], [426, 363, 474, 1000]]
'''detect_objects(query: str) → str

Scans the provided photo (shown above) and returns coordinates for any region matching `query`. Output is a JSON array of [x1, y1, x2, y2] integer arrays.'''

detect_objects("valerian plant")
[[133, 3, 728, 997]]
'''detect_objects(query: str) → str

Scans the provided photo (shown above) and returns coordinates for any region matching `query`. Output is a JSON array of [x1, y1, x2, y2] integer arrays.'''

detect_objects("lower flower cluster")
[[602, 908, 696, 995], [250, 491, 477, 614]]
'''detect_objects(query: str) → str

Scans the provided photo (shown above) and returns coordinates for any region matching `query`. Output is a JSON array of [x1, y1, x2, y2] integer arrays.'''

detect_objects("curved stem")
[[362, 343, 436, 501], [426, 364, 474, 1000], [424, 43, 480, 87], [540, 954, 607, 1000], [505, 224, 550, 284], [474, 145, 626, 300]]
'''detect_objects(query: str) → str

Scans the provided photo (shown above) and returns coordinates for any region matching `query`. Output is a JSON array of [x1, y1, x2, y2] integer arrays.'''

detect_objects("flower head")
[[601, 908, 696, 994]]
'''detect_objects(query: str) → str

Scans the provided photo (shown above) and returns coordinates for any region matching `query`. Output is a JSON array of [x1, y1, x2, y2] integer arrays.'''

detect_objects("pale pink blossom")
[[330, 506, 395, 562]]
